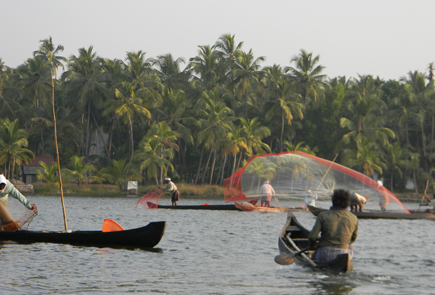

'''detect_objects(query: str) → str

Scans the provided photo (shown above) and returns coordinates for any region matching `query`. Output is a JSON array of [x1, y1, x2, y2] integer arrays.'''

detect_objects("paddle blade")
[[274, 254, 295, 265], [135, 188, 163, 209], [102, 218, 124, 232]]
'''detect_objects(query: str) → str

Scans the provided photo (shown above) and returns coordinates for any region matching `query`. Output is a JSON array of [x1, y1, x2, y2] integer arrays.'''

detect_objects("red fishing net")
[[0, 197, 38, 231], [224, 151, 410, 213], [135, 188, 164, 209]]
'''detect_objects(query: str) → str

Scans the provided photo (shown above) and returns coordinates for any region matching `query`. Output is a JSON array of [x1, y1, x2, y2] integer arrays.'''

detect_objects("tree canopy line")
[[0, 34, 434, 193]]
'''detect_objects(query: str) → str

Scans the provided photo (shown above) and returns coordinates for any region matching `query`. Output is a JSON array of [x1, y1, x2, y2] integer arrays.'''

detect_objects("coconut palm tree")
[[401, 71, 435, 162], [152, 53, 189, 92], [62, 46, 109, 162], [196, 90, 235, 184], [98, 158, 142, 190], [0, 118, 34, 179], [63, 156, 96, 186], [339, 75, 395, 150], [224, 125, 248, 178], [239, 117, 271, 157], [384, 141, 410, 192], [134, 137, 174, 186], [188, 45, 221, 91], [342, 137, 386, 177], [34, 161, 59, 186], [263, 80, 304, 152], [103, 81, 154, 163], [232, 49, 265, 115], [285, 49, 328, 107], [146, 121, 179, 183]]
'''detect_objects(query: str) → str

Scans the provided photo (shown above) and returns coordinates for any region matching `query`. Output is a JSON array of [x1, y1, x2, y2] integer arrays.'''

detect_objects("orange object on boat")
[[102, 219, 124, 232]]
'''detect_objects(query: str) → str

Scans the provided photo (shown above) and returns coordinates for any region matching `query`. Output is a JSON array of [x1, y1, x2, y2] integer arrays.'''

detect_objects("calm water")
[[1, 195, 434, 295]]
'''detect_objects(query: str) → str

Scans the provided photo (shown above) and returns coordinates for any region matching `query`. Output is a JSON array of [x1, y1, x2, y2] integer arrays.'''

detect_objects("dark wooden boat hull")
[[157, 204, 242, 210], [277, 211, 353, 273], [234, 202, 307, 213], [308, 205, 435, 220], [0, 221, 166, 249]]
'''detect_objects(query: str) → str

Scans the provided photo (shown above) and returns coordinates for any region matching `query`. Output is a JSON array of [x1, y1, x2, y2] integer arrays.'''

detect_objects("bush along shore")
[[15, 180, 426, 203], [28, 182, 225, 199]]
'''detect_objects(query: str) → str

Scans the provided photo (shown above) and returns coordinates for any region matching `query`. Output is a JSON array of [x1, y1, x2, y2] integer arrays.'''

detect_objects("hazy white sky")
[[2, 0, 434, 81]]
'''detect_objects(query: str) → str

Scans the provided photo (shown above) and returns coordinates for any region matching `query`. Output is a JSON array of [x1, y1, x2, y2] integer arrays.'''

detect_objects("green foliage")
[[98, 159, 142, 191], [3, 35, 435, 195]]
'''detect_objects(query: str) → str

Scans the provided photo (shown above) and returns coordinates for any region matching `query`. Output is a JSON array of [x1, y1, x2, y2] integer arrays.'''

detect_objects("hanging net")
[[223, 151, 410, 213], [0, 196, 38, 231], [135, 188, 164, 209]]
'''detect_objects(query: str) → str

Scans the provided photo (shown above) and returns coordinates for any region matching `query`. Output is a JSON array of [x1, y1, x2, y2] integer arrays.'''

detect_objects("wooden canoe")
[[308, 205, 435, 220], [0, 221, 166, 249], [234, 202, 307, 213], [157, 204, 242, 210], [275, 211, 353, 273]]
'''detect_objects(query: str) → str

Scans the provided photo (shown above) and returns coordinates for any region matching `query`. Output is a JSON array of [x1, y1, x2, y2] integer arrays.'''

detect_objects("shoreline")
[[13, 180, 428, 203]]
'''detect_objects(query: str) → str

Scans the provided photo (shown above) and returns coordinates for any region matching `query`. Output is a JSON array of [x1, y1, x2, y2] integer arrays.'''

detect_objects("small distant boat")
[[308, 205, 435, 220], [234, 202, 307, 213], [275, 211, 353, 273], [156, 204, 242, 210], [0, 221, 166, 249]]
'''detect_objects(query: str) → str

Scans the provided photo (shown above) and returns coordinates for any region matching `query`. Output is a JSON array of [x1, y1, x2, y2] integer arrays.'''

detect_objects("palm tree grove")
[[1, 34, 434, 195]]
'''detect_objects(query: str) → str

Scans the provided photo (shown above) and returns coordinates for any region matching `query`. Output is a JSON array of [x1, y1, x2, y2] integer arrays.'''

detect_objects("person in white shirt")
[[0, 174, 36, 231], [377, 180, 389, 211], [305, 190, 318, 207], [159, 178, 179, 206], [259, 180, 275, 207], [350, 193, 367, 212]]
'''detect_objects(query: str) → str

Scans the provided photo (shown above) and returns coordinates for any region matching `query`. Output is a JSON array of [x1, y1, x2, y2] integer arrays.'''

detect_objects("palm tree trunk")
[[216, 153, 226, 185], [40, 130, 45, 156], [390, 173, 394, 192], [280, 112, 285, 152], [128, 117, 134, 163], [201, 148, 213, 184], [91, 110, 110, 159], [209, 147, 217, 185], [231, 153, 237, 176], [85, 100, 91, 162], [12, 158, 16, 179], [214, 151, 223, 185], [236, 153, 243, 170], [195, 144, 205, 184]]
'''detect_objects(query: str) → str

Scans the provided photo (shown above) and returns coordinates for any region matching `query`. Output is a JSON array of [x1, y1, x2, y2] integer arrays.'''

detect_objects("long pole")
[[51, 70, 68, 232], [315, 153, 339, 194]]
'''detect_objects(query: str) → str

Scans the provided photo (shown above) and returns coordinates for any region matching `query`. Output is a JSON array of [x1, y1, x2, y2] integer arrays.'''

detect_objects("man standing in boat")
[[304, 189, 318, 208], [308, 189, 358, 263], [377, 180, 389, 211], [259, 180, 275, 207], [159, 178, 179, 207], [350, 192, 366, 212], [0, 174, 36, 231]]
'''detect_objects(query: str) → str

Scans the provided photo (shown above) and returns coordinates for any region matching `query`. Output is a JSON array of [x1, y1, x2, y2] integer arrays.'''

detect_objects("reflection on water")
[[0, 195, 434, 294]]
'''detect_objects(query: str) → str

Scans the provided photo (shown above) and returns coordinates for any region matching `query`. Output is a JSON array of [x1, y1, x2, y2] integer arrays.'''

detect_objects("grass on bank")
[[33, 182, 225, 198]]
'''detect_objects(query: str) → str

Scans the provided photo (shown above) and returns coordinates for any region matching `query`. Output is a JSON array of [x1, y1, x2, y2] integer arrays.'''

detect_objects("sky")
[[2, 0, 435, 81]]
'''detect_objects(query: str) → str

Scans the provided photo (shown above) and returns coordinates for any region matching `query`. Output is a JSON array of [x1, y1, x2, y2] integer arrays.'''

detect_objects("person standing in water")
[[259, 180, 275, 207], [0, 174, 36, 231], [159, 178, 179, 206]]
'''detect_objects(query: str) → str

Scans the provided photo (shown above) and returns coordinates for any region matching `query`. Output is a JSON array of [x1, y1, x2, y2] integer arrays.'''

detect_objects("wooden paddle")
[[274, 247, 311, 266]]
